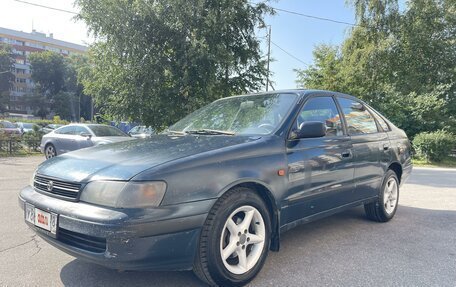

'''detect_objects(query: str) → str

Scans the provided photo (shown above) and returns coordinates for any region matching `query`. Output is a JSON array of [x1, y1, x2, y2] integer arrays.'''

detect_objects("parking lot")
[[1, 156, 455, 286]]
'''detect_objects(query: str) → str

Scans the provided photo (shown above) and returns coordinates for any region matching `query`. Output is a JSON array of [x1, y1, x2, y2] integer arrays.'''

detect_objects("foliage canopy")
[[295, 0, 456, 138], [76, 0, 272, 130]]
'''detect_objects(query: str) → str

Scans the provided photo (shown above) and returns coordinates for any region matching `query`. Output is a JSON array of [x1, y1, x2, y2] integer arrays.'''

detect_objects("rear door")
[[336, 96, 389, 200], [282, 95, 355, 225]]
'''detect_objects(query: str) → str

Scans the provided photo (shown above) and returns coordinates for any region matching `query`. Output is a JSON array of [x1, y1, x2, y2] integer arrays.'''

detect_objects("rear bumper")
[[19, 186, 215, 271], [401, 161, 413, 186]]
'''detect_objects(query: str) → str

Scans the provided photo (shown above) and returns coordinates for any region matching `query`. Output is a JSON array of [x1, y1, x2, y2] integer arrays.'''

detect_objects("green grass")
[[412, 156, 456, 168]]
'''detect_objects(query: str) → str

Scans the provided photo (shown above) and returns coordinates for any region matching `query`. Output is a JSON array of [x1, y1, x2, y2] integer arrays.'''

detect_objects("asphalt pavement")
[[1, 156, 455, 286]]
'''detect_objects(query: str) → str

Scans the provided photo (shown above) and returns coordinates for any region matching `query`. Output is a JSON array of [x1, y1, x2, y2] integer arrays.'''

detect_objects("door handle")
[[341, 151, 351, 158]]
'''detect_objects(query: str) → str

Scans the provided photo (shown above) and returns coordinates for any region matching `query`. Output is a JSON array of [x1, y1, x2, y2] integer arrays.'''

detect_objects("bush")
[[22, 125, 45, 152], [2, 117, 69, 127], [413, 130, 456, 162]]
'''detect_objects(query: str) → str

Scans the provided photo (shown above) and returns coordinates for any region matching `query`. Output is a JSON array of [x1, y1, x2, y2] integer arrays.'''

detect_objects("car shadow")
[[60, 205, 456, 287], [60, 260, 204, 286]]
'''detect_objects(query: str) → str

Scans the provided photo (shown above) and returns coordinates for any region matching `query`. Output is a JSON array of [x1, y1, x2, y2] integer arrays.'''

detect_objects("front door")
[[53, 125, 75, 154], [281, 95, 355, 226], [72, 126, 93, 151]]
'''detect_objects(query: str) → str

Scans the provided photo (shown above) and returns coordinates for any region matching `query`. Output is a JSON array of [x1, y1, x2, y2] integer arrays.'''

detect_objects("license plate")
[[25, 203, 58, 234]]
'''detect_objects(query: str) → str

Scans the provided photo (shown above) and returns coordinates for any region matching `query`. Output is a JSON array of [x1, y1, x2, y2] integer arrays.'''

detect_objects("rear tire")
[[193, 187, 271, 286], [364, 170, 399, 222]]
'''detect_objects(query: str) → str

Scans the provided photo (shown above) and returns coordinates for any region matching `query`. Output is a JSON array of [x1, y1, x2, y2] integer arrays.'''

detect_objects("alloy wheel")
[[45, 145, 56, 159], [384, 177, 398, 214], [219, 205, 266, 275]]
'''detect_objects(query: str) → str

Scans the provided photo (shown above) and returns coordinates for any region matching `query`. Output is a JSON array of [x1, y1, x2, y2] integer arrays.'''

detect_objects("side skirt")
[[279, 196, 378, 234]]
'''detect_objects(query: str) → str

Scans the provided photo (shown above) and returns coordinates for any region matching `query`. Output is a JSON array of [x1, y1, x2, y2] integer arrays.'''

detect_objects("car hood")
[[36, 134, 260, 182]]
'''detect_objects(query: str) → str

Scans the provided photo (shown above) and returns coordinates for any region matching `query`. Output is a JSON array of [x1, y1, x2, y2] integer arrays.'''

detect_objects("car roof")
[[220, 89, 359, 100]]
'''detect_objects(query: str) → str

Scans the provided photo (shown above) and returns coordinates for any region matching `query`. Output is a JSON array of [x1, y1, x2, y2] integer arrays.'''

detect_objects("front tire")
[[44, 144, 57, 159], [364, 170, 399, 222], [193, 187, 271, 286]]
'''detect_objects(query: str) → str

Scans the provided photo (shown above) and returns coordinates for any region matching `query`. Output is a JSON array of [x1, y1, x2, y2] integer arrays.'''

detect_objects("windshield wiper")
[[185, 129, 235, 136]]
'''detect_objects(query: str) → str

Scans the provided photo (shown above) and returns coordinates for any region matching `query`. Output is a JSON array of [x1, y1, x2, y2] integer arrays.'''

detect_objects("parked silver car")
[[41, 124, 135, 159], [128, 125, 155, 138], [16, 122, 38, 134]]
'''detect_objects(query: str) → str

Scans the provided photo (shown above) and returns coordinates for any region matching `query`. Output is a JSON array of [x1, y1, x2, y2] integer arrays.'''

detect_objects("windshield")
[[23, 123, 34, 129], [169, 93, 297, 135], [88, 125, 128, 137]]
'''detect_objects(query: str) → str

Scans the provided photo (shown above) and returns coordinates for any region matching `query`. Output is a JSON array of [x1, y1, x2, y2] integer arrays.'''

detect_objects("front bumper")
[[19, 186, 215, 271]]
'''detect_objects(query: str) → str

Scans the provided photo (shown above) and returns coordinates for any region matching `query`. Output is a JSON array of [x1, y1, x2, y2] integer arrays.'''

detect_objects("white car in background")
[[128, 125, 155, 138], [40, 124, 135, 159]]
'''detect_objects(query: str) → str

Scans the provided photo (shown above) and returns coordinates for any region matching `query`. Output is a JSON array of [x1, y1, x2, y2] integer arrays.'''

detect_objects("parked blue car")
[[19, 90, 412, 286]]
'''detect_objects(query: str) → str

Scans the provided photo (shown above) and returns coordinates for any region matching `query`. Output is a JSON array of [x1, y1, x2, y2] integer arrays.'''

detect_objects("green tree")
[[0, 44, 14, 113], [295, 45, 344, 91], [387, 0, 456, 109], [29, 51, 66, 96], [76, 0, 272, 130], [295, 0, 456, 137], [29, 51, 92, 120], [67, 54, 93, 121]]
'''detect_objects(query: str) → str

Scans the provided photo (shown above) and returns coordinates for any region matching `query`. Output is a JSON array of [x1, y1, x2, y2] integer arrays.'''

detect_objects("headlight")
[[80, 181, 167, 208]]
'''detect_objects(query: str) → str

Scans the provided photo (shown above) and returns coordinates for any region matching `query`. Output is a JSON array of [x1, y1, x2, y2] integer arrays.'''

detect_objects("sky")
[[0, 0, 356, 90]]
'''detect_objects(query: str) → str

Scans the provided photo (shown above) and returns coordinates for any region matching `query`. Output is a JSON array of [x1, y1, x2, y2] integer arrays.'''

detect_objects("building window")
[[45, 46, 60, 52], [25, 42, 44, 49]]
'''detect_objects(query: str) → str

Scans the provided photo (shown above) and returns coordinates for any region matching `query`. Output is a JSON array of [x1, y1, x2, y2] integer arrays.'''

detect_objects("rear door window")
[[370, 109, 390, 132], [337, 98, 378, 135]]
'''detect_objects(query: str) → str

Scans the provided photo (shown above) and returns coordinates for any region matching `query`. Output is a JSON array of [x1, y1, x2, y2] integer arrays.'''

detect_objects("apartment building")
[[0, 27, 87, 114]]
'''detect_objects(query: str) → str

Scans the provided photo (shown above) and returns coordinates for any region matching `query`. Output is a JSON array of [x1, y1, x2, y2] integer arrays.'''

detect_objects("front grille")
[[58, 228, 106, 253], [34, 175, 81, 199]]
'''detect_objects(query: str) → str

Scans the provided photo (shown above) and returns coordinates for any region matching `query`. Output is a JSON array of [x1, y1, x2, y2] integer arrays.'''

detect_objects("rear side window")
[[370, 110, 390, 131], [295, 96, 344, 137], [337, 98, 378, 135]]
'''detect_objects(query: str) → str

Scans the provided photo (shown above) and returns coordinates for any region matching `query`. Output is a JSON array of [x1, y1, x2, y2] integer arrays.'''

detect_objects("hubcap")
[[384, 177, 398, 214], [220, 205, 266, 275], [46, 146, 55, 158]]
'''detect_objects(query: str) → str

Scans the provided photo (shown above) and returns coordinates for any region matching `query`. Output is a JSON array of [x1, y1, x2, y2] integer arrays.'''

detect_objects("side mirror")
[[80, 132, 92, 138], [292, 121, 326, 139]]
